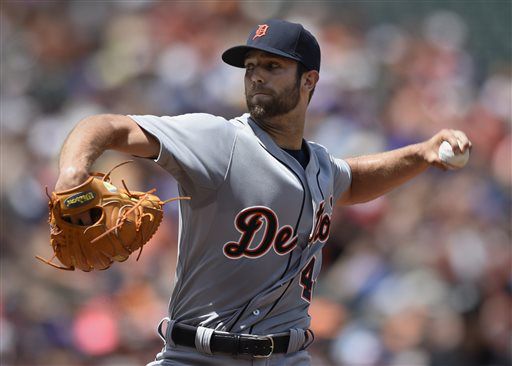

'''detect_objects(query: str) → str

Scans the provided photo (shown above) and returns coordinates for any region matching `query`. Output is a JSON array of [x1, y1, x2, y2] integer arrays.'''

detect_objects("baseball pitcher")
[[53, 19, 471, 365]]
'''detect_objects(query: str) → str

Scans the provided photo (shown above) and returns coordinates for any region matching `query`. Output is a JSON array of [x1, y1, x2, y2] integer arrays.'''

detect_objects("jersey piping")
[[228, 118, 308, 333]]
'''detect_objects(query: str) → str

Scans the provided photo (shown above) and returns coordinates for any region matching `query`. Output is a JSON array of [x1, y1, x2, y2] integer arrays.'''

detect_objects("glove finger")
[[83, 243, 113, 270], [141, 208, 163, 242], [51, 235, 75, 269]]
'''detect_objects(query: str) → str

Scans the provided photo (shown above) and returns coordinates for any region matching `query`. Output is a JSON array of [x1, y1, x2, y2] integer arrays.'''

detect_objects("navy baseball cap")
[[222, 19, 321, 72]]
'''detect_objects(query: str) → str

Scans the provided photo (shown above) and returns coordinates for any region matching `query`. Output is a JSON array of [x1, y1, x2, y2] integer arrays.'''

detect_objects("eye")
[[269, 62, 280, 69], [245, 63, 254, 71]]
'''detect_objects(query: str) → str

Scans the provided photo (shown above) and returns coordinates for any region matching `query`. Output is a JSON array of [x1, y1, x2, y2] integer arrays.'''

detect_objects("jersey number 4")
[[300, 257, 316, 302]]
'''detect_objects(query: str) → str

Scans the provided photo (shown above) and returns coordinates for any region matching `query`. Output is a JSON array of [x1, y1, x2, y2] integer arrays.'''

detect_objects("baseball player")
[[56, 19, 471, 365]]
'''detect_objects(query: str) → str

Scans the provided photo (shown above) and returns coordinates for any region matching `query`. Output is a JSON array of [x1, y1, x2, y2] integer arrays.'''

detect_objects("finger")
[[442, 131, 462, 154], [79, 212, 93, 225], [426, 149, 448, 170], [70, 212, 92, 225], [453, 130, 472, 153], [437, 157, 461, 170]]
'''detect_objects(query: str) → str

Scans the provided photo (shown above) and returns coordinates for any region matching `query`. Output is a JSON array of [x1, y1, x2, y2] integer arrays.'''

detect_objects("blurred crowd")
[[1, 1, 510, 366]]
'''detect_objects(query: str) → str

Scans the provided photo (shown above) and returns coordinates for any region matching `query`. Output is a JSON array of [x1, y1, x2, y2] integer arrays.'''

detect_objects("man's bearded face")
[[245, 74, 301, 120]]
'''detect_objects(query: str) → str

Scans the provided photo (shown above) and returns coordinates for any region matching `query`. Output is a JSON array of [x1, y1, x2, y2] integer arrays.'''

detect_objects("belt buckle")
[[252, 335, 274, 358]]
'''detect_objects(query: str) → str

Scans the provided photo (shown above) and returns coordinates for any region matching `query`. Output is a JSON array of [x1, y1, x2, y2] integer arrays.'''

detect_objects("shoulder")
[[130, 112, 233, 124], [307, 140, 344, 170], [129, 113, 241, 135], [227, 113, 258, 137], [176, 113, 250, 132], [166, 113, 230, 124], [229, 113, 251, 128], [306, 140, 330, 159]]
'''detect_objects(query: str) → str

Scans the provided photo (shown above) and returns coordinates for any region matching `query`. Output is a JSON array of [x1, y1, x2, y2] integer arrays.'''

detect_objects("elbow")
[[75, 114, 125, 150]]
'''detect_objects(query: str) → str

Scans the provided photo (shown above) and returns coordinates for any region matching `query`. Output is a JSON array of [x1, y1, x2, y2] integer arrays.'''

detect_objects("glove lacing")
[[36, 161, 190, 271]]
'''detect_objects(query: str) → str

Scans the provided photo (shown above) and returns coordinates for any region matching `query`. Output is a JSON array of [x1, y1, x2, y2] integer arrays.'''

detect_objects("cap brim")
[[222, 44, 301, 68]]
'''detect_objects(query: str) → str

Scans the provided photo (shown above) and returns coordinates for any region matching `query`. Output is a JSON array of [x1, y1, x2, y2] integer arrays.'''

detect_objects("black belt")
[[171, 323, 290, 358]]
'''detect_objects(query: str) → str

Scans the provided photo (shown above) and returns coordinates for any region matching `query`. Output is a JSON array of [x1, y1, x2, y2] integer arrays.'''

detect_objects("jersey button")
[[252, 309, 260, 316]]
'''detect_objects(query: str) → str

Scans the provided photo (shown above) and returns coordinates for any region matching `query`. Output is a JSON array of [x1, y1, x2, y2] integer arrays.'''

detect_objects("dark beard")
[[246, 81, 300, 120]]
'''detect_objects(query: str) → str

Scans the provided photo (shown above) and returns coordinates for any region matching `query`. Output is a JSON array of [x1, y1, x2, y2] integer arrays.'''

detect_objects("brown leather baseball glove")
[[36, 162, 189, 271]]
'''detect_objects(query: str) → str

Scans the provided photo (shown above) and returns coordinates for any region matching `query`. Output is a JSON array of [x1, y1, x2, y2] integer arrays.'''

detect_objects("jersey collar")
[[236, 114, 319, 177]]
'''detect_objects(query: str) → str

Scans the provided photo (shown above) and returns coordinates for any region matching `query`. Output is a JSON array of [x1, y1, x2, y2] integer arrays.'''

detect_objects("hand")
[[55, 167, 93, 225], [420, 129, 472, 170]]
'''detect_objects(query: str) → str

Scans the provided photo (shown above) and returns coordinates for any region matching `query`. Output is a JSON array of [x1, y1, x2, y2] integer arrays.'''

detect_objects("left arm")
[[339, 129, 471, 205]]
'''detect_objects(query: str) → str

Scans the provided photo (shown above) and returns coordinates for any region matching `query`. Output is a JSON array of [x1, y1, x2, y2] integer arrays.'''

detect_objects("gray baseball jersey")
[[129, 112, 351, 336]]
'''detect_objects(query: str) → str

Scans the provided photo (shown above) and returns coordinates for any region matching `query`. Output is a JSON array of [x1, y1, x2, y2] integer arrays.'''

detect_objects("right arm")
[[55, 114, 159, 191]]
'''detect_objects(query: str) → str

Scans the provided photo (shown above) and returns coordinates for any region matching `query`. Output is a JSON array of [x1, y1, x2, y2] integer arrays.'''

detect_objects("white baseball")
[[438, 140, 469, 168]]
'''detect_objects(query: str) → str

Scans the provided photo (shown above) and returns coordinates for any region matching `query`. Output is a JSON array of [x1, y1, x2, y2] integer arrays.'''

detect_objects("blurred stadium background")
[[1, 1, 510, 365]]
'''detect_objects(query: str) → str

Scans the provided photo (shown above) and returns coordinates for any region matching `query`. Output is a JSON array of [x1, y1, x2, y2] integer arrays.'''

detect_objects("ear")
[[303, 70, 319, 92]]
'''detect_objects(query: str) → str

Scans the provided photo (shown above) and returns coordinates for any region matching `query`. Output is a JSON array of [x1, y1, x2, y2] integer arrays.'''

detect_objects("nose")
[[248, 66, 265, 84]]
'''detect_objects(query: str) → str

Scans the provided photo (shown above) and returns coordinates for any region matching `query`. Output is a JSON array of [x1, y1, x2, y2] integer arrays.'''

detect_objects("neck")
[[251, 108, 306, 150]]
